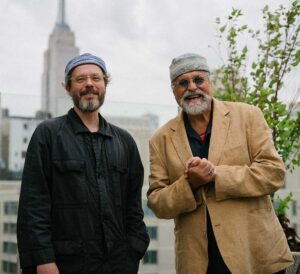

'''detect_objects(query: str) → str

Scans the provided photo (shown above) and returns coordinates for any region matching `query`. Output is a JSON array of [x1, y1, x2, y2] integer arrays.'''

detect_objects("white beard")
[[180, 89, 212, 115]]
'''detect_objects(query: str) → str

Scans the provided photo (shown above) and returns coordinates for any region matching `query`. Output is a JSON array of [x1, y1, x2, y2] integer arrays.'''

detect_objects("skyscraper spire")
[[42, 0, 79, 117], [56, 0, 69, 28]]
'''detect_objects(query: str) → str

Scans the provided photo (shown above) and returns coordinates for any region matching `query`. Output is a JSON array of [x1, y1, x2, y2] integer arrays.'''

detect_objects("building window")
[[23, 123, 28, 129], [142, 200, 155, 217], [4, 223, 17, 234], [21, 151, 26, 158], [2, 261, 17, 274], [292, 200, 297, 216], [147, 226, 158, 240], [292, 223, 298, 232], [23, 137, 28, 143], [3, 241, 18, 254], [143, 250, 158, 264], [4, 201, 18, 215]]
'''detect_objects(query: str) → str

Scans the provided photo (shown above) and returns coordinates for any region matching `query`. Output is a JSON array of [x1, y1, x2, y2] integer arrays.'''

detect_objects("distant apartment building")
[[0, 181, 20, 274], [0, 109, 44, 173]]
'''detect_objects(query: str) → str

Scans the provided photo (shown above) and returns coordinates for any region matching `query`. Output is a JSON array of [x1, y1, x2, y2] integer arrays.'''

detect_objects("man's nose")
[[187, 80, 197, 91], [85, 76, 94, 86]]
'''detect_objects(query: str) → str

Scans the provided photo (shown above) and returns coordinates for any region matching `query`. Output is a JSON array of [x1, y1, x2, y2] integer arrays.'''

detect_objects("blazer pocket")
[[221, 143, 251, 165]]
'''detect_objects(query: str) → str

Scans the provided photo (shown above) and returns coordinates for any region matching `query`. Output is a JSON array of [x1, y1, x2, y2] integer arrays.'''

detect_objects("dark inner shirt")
[[70, 109, 112, 253], [183, 107, 231, 274]]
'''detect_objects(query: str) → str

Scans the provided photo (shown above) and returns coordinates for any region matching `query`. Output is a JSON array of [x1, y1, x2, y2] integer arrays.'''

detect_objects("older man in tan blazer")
[[147, 53, 293, 274]]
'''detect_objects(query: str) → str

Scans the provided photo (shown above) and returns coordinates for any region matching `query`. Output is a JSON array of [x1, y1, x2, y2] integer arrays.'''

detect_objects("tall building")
[[0, 109, 44, 173], [0, 181, 20, 274], [0, 98, 4, 169], [41, 0, 79, 117]]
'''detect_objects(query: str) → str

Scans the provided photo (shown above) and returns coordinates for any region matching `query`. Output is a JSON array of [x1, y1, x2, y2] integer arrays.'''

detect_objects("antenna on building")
[[56, 0, 69, 28]]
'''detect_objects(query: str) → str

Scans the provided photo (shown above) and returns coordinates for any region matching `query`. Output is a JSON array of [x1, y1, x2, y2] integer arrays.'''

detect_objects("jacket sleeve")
[[147, 139, 198, 219], [215, 106, 286, 201], [126, 137, 150, 259], [17, 124, 55, 268]]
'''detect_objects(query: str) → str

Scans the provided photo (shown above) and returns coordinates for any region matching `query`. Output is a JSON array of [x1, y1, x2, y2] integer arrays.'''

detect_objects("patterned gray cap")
[[169, 53, 210, 82], [65, 53, 107, 77]]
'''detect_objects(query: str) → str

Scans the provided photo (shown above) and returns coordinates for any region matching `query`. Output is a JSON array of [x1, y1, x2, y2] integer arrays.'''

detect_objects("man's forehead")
[[72, 64, 103, 75], [177, 70, 208, 79]]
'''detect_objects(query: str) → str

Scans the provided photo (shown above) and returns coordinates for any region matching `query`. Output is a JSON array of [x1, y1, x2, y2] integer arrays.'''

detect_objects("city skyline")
[[1, 0, 298, 114]]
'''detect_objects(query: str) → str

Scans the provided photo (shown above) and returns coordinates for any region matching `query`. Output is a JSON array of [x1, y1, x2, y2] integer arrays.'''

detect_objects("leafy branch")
[[212, 0, 300, 171]]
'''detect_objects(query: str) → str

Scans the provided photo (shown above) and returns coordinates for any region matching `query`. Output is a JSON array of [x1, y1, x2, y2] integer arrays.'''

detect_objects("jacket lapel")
[[208, 99, 230, 165], [170, 113, 193, 166], [169, 99, 230, 166]]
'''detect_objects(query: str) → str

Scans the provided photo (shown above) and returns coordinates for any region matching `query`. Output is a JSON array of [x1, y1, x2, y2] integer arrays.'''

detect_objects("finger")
[[199, 158, 208, 166], [207, 165, 215, 177], [186, 158, 194, 168], [190, 157, 202, 168], [184, 168, 188, 176]]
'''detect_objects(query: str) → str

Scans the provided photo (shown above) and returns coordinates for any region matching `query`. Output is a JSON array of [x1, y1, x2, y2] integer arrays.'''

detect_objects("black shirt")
[[183, 111, 212, 159], [183, 108, 231, 274]]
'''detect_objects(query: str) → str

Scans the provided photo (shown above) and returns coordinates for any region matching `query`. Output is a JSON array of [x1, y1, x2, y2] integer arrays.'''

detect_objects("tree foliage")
[[274, 193, 300, 251], [212, 0, 300, 171]]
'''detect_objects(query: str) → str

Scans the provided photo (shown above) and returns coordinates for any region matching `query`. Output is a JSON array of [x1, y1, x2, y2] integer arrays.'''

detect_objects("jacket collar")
[[208, 98, 230, 165], [169, 98, 230, 165], [67, 108, 113, 137]]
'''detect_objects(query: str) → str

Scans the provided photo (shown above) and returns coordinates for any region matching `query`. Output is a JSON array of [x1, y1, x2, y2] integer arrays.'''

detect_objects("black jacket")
[[17, 109, 149, 274]]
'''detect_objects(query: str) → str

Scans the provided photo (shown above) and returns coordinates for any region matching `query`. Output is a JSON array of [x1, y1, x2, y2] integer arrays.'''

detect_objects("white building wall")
[[5, 118, 42, 172], [0, 181, 20, 274]]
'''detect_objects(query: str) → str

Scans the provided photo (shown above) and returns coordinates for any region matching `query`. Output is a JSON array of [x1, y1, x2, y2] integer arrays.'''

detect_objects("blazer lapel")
[[170, 113, 193, 166], [208, 99, 230, 165]]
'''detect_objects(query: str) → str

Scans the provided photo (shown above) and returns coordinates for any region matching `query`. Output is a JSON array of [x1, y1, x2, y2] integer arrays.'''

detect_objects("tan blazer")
[[147, 99, 293, 274]]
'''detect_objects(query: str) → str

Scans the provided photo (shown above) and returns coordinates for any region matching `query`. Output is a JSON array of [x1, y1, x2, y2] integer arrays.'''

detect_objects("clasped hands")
[[184, 157, 216, 191]]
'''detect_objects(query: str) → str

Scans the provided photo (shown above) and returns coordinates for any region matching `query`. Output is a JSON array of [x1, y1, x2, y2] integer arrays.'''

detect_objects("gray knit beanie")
[[169, 53, 210, 82], [65, 53, 107, 77]]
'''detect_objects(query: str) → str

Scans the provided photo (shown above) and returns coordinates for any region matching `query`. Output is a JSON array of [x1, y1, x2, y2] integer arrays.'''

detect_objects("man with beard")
[[17, 53, 149, 274], [147, 53, 293, 274]]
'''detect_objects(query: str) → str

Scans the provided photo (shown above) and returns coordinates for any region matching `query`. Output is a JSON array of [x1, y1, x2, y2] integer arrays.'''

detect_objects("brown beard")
[[72, 88, 106, 112]]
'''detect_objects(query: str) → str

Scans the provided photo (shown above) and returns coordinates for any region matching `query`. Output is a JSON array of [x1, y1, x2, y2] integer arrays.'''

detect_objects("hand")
[[37, 263, 59, 274], [184, 157, 215, 190]]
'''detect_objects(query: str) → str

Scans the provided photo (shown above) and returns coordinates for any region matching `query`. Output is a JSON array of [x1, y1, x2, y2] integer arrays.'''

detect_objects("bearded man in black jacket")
[[17, 53, 149, 274]]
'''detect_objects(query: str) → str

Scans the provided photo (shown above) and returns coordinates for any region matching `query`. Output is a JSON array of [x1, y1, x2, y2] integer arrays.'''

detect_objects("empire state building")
[[41, 0, 79, 117]]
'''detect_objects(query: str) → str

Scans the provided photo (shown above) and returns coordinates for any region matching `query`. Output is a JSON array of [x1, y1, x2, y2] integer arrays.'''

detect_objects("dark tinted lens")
[[178, 79, 189, 89], [193, 76, 205, 86]]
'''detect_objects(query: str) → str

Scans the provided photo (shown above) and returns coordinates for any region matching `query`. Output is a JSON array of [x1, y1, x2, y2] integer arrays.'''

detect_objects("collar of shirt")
[[67, 108, 113, 137], [183, 107, 213, 143]]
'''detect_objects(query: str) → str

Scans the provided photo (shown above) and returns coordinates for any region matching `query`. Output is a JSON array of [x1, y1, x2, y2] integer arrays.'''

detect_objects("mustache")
[[182, 89, 207, 100], [79, 88, 99, 97]]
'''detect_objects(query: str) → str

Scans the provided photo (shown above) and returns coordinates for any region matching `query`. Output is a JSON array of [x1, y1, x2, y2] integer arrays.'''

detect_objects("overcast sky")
[[0, 0, 297, 117]]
